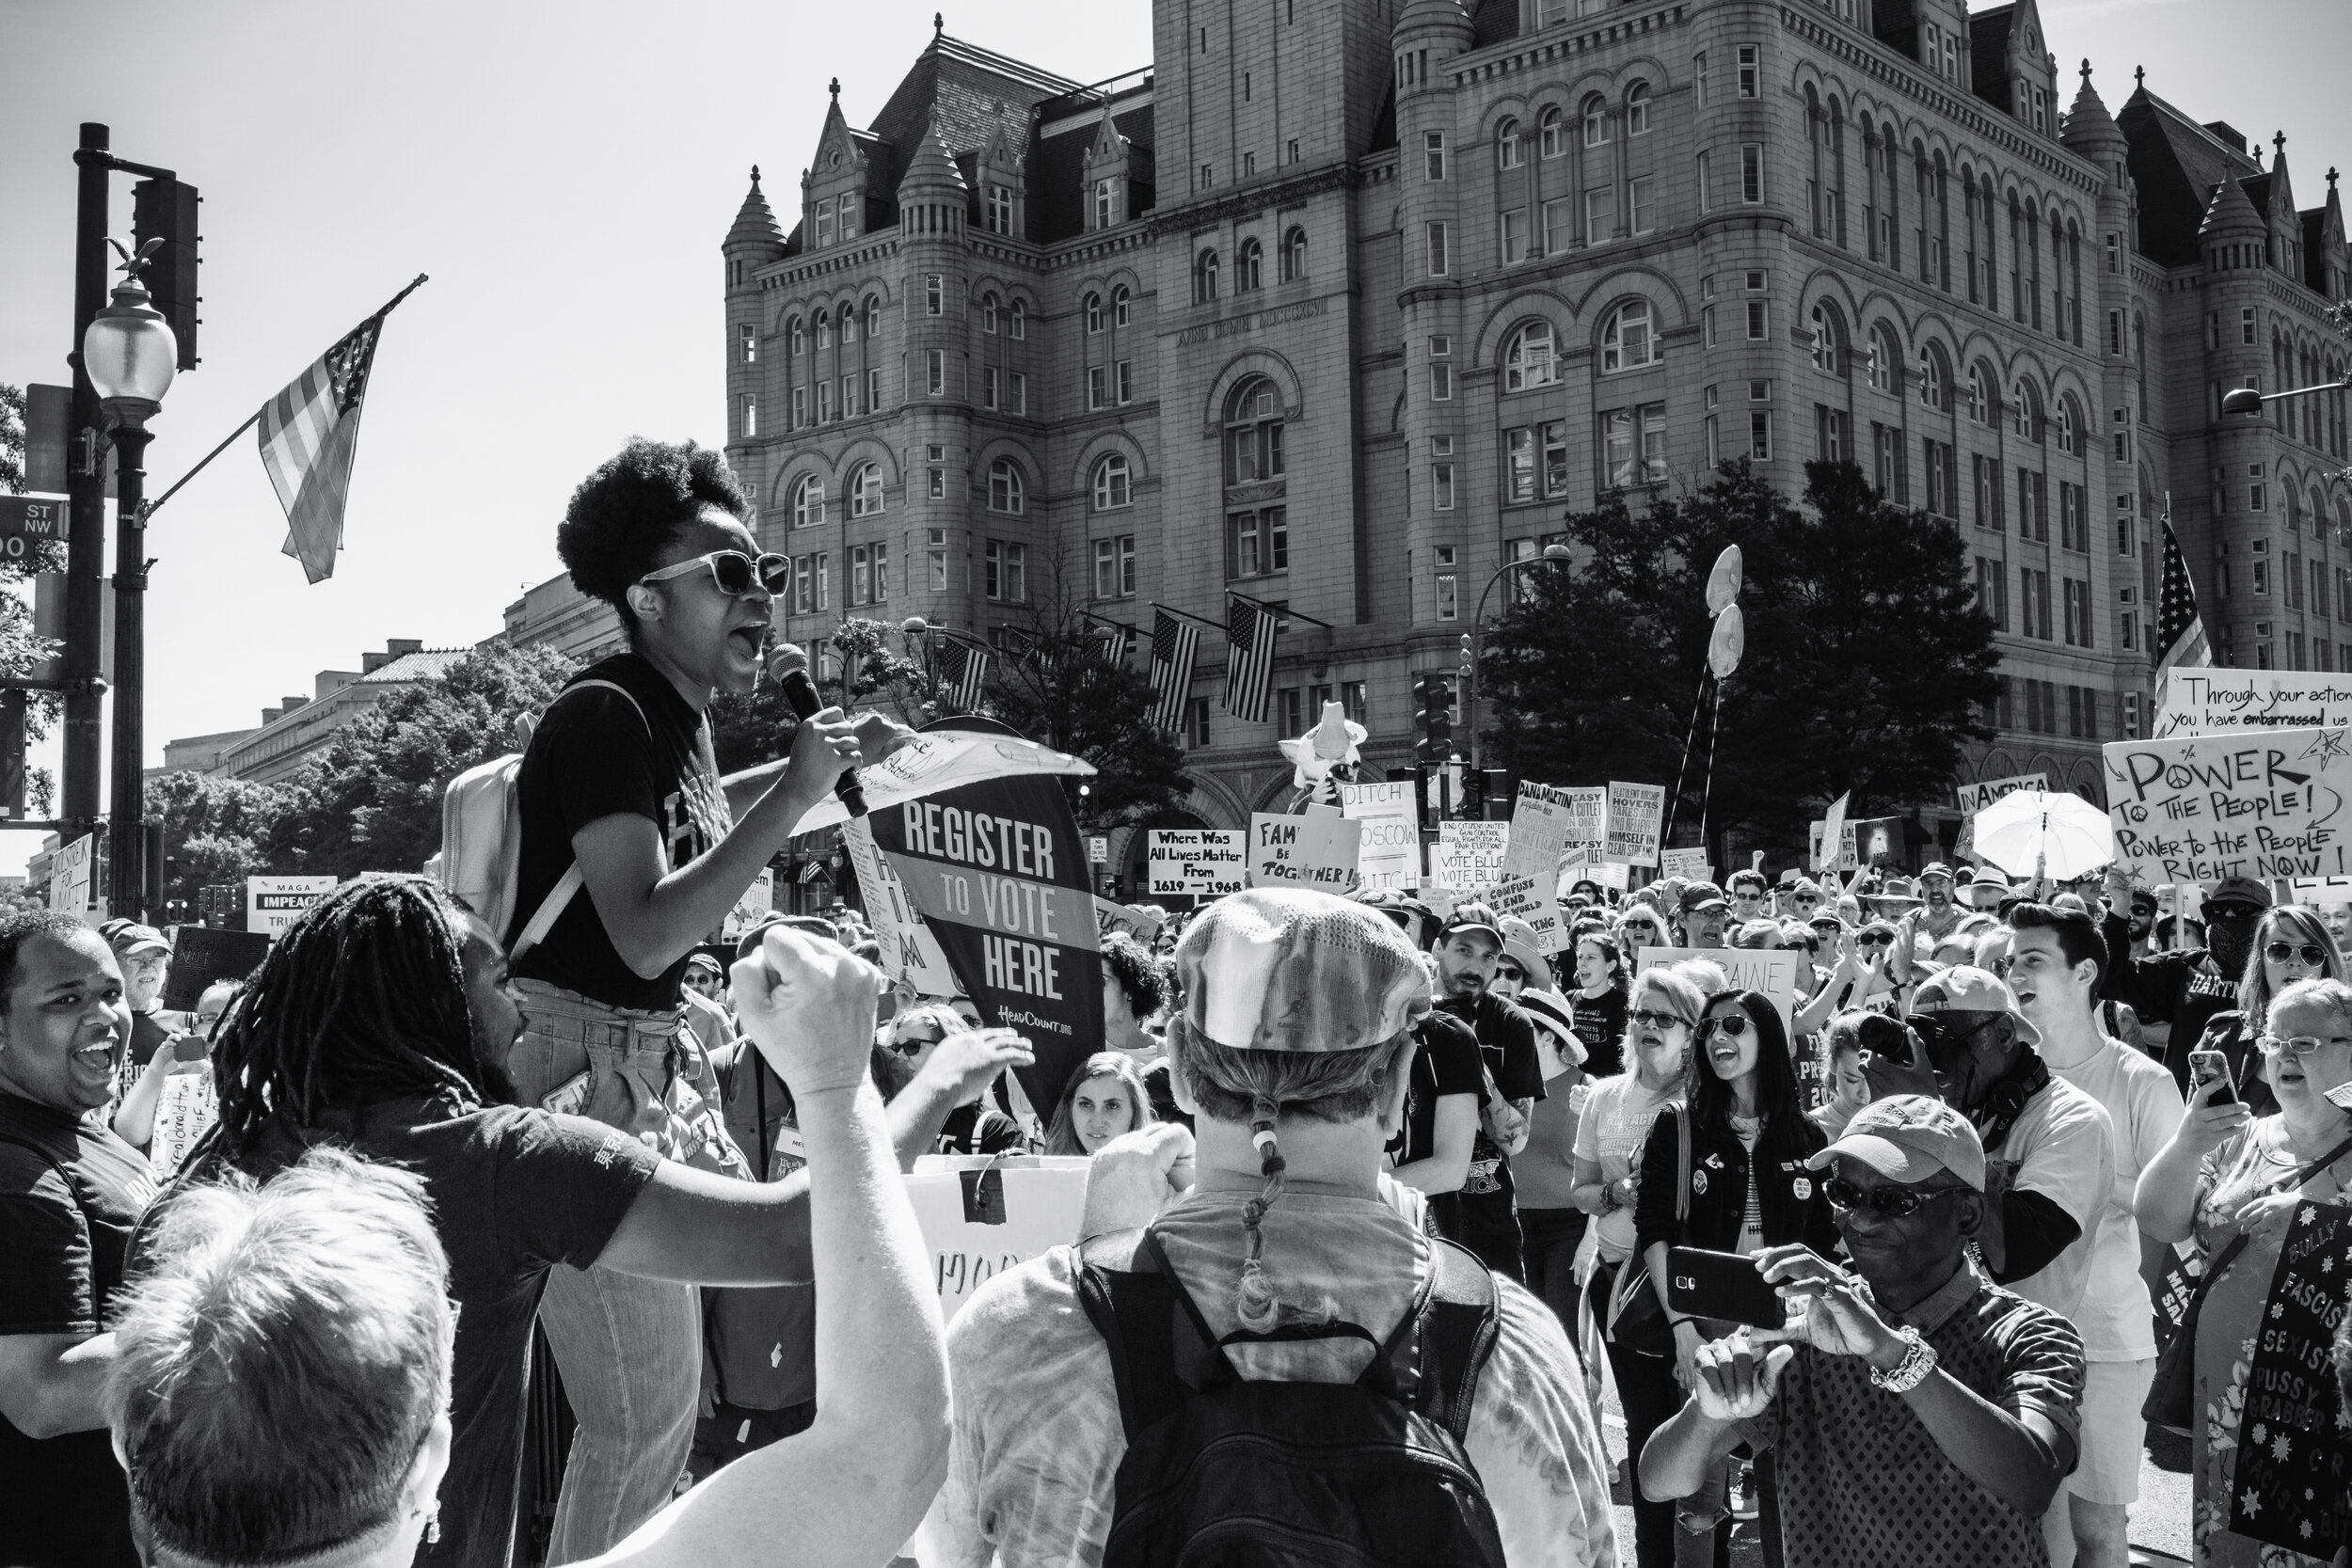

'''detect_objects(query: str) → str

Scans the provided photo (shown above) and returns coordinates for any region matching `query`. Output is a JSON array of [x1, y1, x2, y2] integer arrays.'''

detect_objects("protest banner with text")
[[1659, 848, 1712, 882], [2289, 875, 2352, 910], [2154, 670, 2352, 736], [1340, 780, 1419, 890], [905, 1156, 1090, 1323], [2227, 1200, 2352, 1555], [1636, 945, 1802, 1034], [1248, 809, 1363, 893], [1145, 828, 1248, 897], [2103, 726, 2352, 883], [1954, 773, 2049, 813], [1604, 782, 1664, 866], [1430, 820, 1510, 895]]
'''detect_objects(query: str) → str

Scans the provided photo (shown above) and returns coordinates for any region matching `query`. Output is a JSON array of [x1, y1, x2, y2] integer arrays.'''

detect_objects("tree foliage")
[[149, 770, 294, 913], [0, 382, 62, 810], [1482, 460, 2000, 861], [707, 617, 933, 773]]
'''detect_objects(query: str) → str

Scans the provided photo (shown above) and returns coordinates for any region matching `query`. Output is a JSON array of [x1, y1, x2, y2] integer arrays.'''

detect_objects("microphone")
[[766, 643, 868, 817]]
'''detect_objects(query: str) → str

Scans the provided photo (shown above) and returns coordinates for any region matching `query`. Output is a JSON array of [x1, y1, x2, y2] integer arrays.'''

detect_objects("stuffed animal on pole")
[[1279, 700, 1367, 808]]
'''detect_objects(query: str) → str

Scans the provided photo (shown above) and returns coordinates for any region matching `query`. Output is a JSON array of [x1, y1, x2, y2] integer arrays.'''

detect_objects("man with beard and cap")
[[2096, 871, 2269, 1090], [2120, 887, 2159, 962], [1915, 863, 1966, 944], [1427, 902, 1547, 1281], [1677, 882, 1732, 950], [1865, 966, 2114, 1328]]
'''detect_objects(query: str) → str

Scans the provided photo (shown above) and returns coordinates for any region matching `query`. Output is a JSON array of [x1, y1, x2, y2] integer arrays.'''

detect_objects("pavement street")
[[1595, 1368, 2194, 1565]]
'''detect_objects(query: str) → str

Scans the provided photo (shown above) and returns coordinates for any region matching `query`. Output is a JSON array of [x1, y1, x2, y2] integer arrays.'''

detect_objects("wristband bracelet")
[[1868, 1326, 1938, 1393]]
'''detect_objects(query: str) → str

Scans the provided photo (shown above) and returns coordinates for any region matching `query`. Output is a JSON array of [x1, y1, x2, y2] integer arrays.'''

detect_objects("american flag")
[[1147, 609, 1200, 732], [998, 625, 1041, 665], [1222, 594, 1280, 724], [1084, 612, 1135, 667], [933, 631, 993, 715], [2155, 504, 2212, 678], [255, 277, 424, 583]]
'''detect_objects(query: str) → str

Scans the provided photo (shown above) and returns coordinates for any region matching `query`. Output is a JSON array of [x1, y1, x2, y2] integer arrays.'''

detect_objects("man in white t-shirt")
[[918, 889, 1620, 1568], [2001, 904, 2182, 1568]]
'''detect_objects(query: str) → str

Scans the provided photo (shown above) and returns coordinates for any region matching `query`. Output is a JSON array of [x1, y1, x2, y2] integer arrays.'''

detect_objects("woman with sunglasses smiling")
[[1635, 990, 1837, 1562], [2136, 976, 2352, 1566], [499, 438, 908, 1559], [2168, 903, 2344, 1122]]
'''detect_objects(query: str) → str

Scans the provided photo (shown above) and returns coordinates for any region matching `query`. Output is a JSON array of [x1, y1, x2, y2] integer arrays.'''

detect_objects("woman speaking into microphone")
[[505, 437, 909, 1563]]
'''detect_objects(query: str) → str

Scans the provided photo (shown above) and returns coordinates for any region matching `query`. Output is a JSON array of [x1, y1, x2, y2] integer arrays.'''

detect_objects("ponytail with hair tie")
[[1235, 1092, 1290, 1333]]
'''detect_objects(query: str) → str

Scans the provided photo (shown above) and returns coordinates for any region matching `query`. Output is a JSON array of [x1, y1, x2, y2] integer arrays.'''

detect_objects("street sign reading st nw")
[[0, 498, 67, 561]]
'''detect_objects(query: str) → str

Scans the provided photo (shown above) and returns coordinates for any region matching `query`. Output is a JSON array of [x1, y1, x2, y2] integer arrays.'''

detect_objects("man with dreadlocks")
[[152, 876, 843, 1568], [919, 888, 1619, 1568]]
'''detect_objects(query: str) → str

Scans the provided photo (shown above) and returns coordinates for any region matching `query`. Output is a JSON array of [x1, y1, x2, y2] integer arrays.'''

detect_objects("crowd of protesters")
[[13, 435, 2352, 1568]]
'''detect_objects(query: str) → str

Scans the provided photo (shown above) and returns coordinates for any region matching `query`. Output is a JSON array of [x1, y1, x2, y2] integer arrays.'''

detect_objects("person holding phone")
[[1636, 989, 1838, 1566], [2135, 976, 2352, 1566], [2167, 903, 2344, 1121]]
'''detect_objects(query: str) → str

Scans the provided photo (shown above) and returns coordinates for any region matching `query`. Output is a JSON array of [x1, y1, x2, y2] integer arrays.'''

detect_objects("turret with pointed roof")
[[724, 166, 787, 261], [2060, 59, 2124, 163]]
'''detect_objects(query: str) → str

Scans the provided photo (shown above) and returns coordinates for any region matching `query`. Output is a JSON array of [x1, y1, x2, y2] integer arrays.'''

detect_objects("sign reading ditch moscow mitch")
[[869, 775, 1104, 1115], [2103, 726, 2352, 884]]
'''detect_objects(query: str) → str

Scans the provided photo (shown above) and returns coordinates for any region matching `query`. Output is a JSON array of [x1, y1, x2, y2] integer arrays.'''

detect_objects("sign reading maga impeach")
[[2103, 726, 2352, 882], [2154, 671, 2352, 736]]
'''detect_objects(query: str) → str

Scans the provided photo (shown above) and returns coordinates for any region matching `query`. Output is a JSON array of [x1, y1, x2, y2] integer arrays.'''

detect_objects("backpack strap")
[[510, 678, 648, 962], [1409, 1237, 1503, 1447], [1076, 1229, 1203, 1442]]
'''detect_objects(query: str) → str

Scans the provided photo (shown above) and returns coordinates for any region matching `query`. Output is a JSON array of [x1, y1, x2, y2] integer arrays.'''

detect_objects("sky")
[[0, 0, 2346, 878]]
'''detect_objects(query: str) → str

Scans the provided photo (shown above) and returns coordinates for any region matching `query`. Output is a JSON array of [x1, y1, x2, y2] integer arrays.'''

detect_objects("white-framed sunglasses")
[[640, 548, 792, 597]]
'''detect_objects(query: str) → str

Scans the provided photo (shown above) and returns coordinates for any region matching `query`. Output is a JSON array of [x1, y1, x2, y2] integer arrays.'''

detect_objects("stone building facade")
[[720, 0, 2350, 883]]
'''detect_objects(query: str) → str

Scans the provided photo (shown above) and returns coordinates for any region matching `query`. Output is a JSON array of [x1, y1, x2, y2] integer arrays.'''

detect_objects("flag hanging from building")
[[1148, 609, 1200, 733], [1223, 594, 1280, 724], [998, 625, 1041, 665], [255, 276, 426, 584], [933, 631, 993, 715], [2155, 505, 2212, 678], [1085, 612, 1135, 667]]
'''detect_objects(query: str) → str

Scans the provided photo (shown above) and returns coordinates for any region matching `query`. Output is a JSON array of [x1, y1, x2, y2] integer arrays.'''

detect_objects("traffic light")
[[0, 691, 24, 821], [1458, 632, 1474, 688], [132, 178, 201, 372], [1414, 674, 1458, 767]]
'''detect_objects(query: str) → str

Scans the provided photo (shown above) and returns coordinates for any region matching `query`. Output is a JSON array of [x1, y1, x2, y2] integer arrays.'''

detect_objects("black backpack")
[[1074, 1228, 1507, 1568]]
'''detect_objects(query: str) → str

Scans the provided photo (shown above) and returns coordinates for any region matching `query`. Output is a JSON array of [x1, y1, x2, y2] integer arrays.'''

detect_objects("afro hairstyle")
[[556, 437, 751, 640]]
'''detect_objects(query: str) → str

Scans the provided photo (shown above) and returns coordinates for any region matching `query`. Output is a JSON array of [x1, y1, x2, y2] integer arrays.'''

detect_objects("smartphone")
[[1666, 1246, 1788, 1332], [2188, 1049, 2238, 1104]]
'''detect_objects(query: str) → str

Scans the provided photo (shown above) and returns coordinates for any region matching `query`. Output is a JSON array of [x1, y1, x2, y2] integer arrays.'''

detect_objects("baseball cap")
[[108, 923, 169, 958], [1910, 963, 2041, 1048], [1788, 878, 1824, 900], [2207, 876, 2274, 912], [1353, 887, 1436, 940], [683, 952, 723, 977], [1438, 901, 1505, 948], [1678, 882, 1729, 915], [1917, 862, 1955, 883], [1175, 888, 1434, 1052], [1515, 989, 1588, 1065], [1564, 879, 1604, 904], [1806, 1094, 1988, 1191]]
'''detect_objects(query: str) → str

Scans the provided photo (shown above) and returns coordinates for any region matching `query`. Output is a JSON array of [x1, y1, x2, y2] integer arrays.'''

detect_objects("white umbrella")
[[1970, 788, 2114, 882]]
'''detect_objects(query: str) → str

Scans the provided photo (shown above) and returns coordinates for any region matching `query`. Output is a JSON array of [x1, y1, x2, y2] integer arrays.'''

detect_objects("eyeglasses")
[[2266, 942, 2329, 966], [1791, 895, 1821, 908], [640, 549, 792, 598], [2256, 1034, 2352, 1057], [887, 1031, 945, 1055], [1629, 1007, 1691, 1031], [1698, 1014, 1754, 1040], [2206, 903, 2264, 926], [1856, 933, 1893, 948], [1494, 963, 1525, 983], [1823, 1178, 1963, 1218]]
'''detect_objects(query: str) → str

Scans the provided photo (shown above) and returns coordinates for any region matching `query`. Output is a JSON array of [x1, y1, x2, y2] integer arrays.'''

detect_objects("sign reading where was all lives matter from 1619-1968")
[[2102, 725, 2352, 884]]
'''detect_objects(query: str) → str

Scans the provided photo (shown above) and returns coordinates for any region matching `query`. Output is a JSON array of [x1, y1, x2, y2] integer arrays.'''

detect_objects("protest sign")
[[1659, 848, 1712, 882], [1431, 821, 1510, 895], [868, 770, 1104, 1113], [1340, 780, 1419, 890], [1635, 945, 1802, 1035], [2103, 726, 2352, 883], [904, 1156, 1091, 1323], [1954, 773, 2049, 813], [2154, 670, 2352, 736], [1093, 896, 1164, 946], [1555, 785, 1609, 865], [52, 833, 96, 922], [1145, 829, 1248, 897], [1604, 782, 1664, 866], [149, 1069, 218, 1180], [1248, 808, 1363, 892], [2290, 876, 2352, 910], [838, 819, 961, 995], [162, 926, 272, 1011], [1562, 862, 1630, 894], [2228, 1200, 2352, 1555], [721, 867, 774, 942], [246, 875, 337, 939], [1808, 818, 1860, 873]]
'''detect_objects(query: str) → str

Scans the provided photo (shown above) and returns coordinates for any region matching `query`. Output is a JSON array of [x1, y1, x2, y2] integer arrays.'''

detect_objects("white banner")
[[1340, 781, 1419, 891], [247, 875, 336, 939], [1605, 782, 1665, 866], [2104, 726, 2352, 882], [1431, 821, 1510, 895], [1248, 809, 1363, 893], [1660, 847, 1712, 882], [904, 1156, 1091, 1322], [1636, 944, 1803, 1035], [840, 819, 961, 995], [1145, 829, 1248, 897], [1954, 772, 2050, 813], [2154, 672, 2352, 737]]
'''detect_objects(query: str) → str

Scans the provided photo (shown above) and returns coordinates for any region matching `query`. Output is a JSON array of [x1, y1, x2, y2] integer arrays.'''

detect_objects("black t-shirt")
[[938, 1102, 1028, 1156], [1434, 991, 1546, 1221], [1569, 986, 1628, 1079], [0, 1093, 155, 1568], [510, 654, 733, 1010], [1391, 1009, 1488, 1169], [159, 1094, 661, 1568], [125, 1008, 173, 1072]]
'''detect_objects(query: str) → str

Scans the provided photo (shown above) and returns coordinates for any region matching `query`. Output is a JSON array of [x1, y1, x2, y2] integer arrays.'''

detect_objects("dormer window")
[[839, 193, 857, 241], [986, 183, 1013, 235], [1095, 178, 1119, 230], [816, 202, 835, 247]]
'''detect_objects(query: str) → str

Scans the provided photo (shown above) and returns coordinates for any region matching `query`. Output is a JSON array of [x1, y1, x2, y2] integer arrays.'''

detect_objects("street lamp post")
[[83, 241, 177, 918], [1467, 543, 1571, 774], [900, 616, 934, 720]]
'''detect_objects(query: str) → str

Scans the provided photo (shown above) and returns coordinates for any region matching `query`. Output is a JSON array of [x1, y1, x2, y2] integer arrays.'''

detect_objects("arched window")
[[1502, 322, 1558, 390], [1009, 300, 1026, 340], [1092, 453, 1133, 511], [2011, 380, 2042, 442], [791, 474, 826, 529], [1599, 302, 1657, 373], [1238, 238, 1263, 292], [1808, 301, 1843, 373], [864, 295, 881, 338], [1196, 249, 1220, 304], [839, 301, 857, 343], [1969, 362, 1994, 424], [849, 462, 884, 517], [2056, 395, 2082, 455], [1916, 345, 1947, 410], [1497, 117, 1524, 169], [1627, 80, 1652, 135], [2289, 488, 2304, 535], [1279, 229, 1308, 283], [988, 458, 1025, 515], [787, 315, 804, 356], [1538, 106, 1568, 158], [981, 293, 999, 334], [1582, 93, 1610, 147], [1085, 292, 1103, 332], [1224, 377, 1285, 484], [815, 309, 832, 351], [1112, 285, 1131, 326], [1867, 323, 1899, 392]]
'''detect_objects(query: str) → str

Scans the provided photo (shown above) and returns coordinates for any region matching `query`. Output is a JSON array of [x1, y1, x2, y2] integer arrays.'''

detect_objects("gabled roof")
[[867, 33, 1080, 205], [1970, 6, 2016, 113], [2119, 82, 2264, 267], [358, 649, 469, 685], [1032, 98, 1154, 244]]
